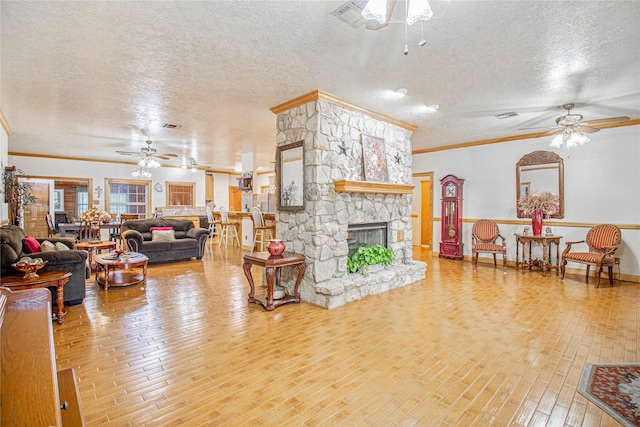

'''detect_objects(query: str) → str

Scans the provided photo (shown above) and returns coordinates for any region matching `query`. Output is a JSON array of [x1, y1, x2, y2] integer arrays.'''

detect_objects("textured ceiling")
[[2, 1, 639, 173]]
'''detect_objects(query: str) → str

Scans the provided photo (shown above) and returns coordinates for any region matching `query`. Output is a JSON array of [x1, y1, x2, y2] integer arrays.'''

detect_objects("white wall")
[[412, 125, 640, 277], [8, 156, 214, 212]]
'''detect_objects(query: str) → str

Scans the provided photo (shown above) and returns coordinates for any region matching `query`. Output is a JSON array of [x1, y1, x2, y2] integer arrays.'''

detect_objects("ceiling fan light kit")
[[549, 130, 590, 150], [131, 166, 151, 178], [361, 0, 434, 54]]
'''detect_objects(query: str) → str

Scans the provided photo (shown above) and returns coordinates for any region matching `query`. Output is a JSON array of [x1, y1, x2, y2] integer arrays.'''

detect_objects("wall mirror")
[[276, 140, 304, 211], [516, 150, 564, 218]]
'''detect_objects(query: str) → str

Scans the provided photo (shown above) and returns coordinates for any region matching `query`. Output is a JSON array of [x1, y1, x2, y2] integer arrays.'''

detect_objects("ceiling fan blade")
[[518, 125, 559, 131], [115, 150, 139, 156], [581, 116, 631, 127], [576, 125, 601, 134], [540, 128, 564, 137], [162, 153, 179, 158]]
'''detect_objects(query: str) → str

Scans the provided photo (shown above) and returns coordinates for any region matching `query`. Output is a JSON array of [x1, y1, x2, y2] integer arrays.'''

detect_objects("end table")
[[242, 252, 306, 311], [0, 270, 71, 323]]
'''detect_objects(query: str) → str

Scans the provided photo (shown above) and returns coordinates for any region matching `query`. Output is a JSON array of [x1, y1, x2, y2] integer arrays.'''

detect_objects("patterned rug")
[[578, 362, 640, 426]]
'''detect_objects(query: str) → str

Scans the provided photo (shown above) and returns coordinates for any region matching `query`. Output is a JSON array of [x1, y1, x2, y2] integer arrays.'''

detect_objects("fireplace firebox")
[[347, 222, 388, 257]]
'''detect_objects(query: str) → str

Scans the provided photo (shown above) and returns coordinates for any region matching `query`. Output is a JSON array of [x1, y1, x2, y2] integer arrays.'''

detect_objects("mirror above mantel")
[[516, 150, 564, 219]]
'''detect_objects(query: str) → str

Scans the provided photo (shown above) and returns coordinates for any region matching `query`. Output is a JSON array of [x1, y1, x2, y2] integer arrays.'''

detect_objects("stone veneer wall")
[[275, 98, 426, 309]]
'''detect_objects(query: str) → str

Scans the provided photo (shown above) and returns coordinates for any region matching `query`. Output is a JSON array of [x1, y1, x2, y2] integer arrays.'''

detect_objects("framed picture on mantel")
[[362, 134, 388, 182]]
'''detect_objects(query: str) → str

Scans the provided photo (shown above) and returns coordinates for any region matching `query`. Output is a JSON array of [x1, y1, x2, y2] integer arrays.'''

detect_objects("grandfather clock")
[[439, 174, 464, 260]]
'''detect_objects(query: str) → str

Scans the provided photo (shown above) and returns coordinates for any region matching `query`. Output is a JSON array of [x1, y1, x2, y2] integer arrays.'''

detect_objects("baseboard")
[[431, 252, 640, 284]]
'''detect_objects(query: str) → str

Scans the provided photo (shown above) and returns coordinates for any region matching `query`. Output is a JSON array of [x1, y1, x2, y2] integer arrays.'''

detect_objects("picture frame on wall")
[[361, 134, 388, 182]]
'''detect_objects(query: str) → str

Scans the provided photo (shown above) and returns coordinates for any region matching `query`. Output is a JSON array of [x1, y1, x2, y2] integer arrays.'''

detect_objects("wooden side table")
[[242, 252, 306, 311], [75, 240, 117, 270], [515, 234, 563, 276], [0, 270, 71, 323]]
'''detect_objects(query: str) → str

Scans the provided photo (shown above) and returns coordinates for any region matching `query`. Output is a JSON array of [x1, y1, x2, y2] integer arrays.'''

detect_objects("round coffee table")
[[94, 252, 148, 291]]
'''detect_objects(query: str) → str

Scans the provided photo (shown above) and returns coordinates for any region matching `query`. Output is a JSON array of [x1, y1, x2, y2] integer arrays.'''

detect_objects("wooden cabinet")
[[205, 173, 214, 201]]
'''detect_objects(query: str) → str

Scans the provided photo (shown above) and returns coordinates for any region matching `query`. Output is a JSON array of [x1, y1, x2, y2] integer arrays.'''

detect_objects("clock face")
[[445, 183, 456, 197], [448, 229, 456, 237]]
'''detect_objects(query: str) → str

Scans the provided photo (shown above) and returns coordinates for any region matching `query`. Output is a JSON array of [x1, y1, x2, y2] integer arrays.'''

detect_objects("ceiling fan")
[[116, 139, 179, 166], [179, 157, 210, 172], [520, 103, 630, 137]]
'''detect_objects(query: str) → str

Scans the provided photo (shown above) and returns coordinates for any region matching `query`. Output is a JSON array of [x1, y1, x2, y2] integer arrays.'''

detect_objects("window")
[[167, 181, 195, 207], [106, 179, 151, 218], [76, 188, 89, 216]]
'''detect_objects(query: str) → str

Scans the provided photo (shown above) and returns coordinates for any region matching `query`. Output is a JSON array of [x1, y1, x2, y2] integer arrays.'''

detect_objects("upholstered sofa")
[[0, 225, 90, 305], [121, 218, 209, 263]]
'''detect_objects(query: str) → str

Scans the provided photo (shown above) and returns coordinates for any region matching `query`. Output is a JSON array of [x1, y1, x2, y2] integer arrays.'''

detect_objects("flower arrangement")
[[79, 208, 112, 223], [517, 191, 559, 216]]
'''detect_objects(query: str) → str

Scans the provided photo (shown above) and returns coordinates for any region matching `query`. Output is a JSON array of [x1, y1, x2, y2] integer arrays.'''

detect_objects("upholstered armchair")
[[560, 224, 621, 288], [471, 220, 507, 273]]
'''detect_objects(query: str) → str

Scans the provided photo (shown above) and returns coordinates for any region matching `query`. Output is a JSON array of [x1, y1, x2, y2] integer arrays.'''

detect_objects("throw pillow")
[[22, 236, 41, 253], [150, 226, 174, 231], [55, 242, 71, 251], [40, 240, 57, 252], [152, 229, 175, 242]]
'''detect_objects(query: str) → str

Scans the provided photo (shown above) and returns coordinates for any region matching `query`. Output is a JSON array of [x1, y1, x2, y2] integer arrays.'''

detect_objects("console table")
[[242, 252, 306, 311], [515, 234, 563, 276]]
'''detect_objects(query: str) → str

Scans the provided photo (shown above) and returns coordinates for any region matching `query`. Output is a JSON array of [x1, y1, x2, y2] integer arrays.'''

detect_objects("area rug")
[[578, 362, 640, 426]]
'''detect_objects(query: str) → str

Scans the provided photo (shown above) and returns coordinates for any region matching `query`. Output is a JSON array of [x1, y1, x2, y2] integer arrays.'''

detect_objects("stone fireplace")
[[347, 222, 388, 256], [270, 91, 426, 309]]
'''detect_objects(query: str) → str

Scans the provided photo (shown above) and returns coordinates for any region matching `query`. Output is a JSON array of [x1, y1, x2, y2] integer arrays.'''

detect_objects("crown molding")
[[413, 118, 640, 155], [270, 90, 418, 131], [0, 108, 12, 136]]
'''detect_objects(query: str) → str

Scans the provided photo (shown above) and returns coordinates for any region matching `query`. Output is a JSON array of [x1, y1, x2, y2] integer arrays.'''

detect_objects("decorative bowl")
[[12, 260, 48, 279]]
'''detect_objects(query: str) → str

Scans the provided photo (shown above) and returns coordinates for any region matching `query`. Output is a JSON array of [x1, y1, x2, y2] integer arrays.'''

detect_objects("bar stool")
[[206, 206, 220, 244], [218, 207, 240, 247], [251, 207, 274, 252]]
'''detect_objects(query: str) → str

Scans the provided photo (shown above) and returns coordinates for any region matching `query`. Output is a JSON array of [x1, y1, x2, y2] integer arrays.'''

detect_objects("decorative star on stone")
[[394, 154, 402, 164], [338, 142, 348, 155]]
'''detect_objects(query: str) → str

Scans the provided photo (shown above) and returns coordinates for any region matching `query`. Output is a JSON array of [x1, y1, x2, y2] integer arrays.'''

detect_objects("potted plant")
[[2, 166, 37, 226], [347, 244, 396, 276]]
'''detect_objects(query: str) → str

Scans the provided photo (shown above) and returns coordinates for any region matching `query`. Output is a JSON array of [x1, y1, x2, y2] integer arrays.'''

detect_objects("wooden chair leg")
[[493, 254, 497, 267], [585, 265, 591, 284], [608, 266, 614, 285], [472, 251, 477, 269], [502, 252, 507, 273]]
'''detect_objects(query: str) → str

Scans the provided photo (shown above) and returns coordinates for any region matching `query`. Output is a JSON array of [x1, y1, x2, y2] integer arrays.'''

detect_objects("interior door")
[[229, 187, 242, 212], [23, 180, 50, 238], [420, 179, 432, 248]]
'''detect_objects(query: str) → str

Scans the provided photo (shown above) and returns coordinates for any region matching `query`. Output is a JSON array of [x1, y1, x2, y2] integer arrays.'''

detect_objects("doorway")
[[229, 186, 242, 212], [22, 175, 92, 236], [412, 172, 433, 249]]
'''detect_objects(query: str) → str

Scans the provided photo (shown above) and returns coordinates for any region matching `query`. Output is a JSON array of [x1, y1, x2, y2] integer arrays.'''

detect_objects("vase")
[[532, 209, 543, 236], [266, 239, 285, 256]]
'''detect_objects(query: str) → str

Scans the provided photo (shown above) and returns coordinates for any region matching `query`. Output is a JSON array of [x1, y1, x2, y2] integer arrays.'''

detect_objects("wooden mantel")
[[333, 180, 414, 194]]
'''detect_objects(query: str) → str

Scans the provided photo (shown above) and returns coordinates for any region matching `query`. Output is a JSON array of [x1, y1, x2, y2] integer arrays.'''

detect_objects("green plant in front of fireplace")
[[347, 244, 396, 276]]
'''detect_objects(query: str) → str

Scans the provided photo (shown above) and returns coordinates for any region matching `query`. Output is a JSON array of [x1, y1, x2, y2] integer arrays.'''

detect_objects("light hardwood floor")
[[53, 245, 638, 426]]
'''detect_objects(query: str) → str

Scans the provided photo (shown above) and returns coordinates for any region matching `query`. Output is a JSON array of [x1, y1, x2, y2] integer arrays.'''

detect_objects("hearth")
[[347, 222, 388, 257]]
